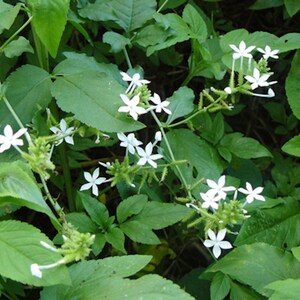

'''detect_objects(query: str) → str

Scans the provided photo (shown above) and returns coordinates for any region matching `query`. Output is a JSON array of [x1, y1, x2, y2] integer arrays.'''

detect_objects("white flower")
[[155, 131, 162, 142], [257, 45, 279, 60], [206, 175, 236, 200], [50, 119, 74, 146], [30, 259, 66, 279], [244, 68, 277, 90], [229, 41, 255, 60], [238, 182, 265, 204], [118, 93, 147, 121], [149, 93, 172, 115], [80, 168, 107, 196], [0, 125, 27, 153], [203, 228, 232, 259], [98, 161, 112, 169], [200, 190, 222, 210], [120, 72, 150, 94], [137, 142, 163, 168], [117, 132, 142, 155], [224, 87, 232, 94]]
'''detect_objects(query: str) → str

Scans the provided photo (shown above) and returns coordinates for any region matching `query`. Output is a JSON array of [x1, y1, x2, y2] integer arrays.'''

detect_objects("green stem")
[[31, 26, 49, 71], [123, 47, 133, 69], [0, 16, 33, 51], [0, 276, 19, 300], [157, 0, 168, 13]]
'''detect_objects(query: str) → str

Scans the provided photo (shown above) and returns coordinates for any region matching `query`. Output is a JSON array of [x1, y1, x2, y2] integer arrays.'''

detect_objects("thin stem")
[[0, 16, 33, 51], [123, 47, 133, 69], [157, 0, 168, 13]]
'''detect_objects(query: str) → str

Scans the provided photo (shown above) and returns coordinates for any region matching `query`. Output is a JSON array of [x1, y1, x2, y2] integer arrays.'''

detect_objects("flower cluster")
[[186, 175, 265, 258]]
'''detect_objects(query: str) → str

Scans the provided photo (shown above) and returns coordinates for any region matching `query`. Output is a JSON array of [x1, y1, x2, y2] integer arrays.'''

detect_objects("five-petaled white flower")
[[118, 93, 147, 121], [137, 142, 163, 168], [203, 228, 232, 259], [117, 132, 142, 155], [257, 45, 279, 60], [149, 93, 172, 115], [244, 68, 277, 90], [80, 168, 107, 196], [120, 72, 150, 94], [229, 41, 255, 60], [50, 119, 74, 146], [206, 175, 236, 200], [200, 190, 222, 210], [238, 182, 265, 204], [0, 125, 27, 153]]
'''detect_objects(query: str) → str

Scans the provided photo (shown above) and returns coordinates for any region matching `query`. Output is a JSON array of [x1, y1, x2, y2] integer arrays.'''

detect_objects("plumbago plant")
[[1, 0, 300, 299]]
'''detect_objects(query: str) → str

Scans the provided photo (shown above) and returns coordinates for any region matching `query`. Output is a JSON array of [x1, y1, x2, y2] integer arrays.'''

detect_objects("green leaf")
[[51, 58, 144, 133], [3, 37, 34, 58], [65, 212, 98, 233], [291, 246, 300, 262], [210, 272, 230, 300], [41, 257, 193, 299], [250, 0, 283, 10], [0, 65, 52, 132], [103, 32, 130, 53], [130, 201, 190, 229], [120, 220, 160, 244], [230, 281, 261, 300], [28, 0, 70, 57], [166, 86, 195, 125], [182, 4, 207, 41], [116, 194, 148, 224], [282, 135, 300, 157], [162, 129, 224, 188], [220, 133, 272, 159], [284, 0, 300, 17], [234, 198, 300, 249], [0, 220, 70, 286], [80, 192, 109, 229], [267, 279, 300, 300], [286, 51, 300, 120], [0, 161, 60, 228], [105, 227, 126, 253], [208, 243, 300, 297], [0, 1, 20, 34]]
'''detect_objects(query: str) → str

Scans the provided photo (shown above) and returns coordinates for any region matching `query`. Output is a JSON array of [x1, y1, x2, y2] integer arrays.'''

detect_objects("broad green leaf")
[[27, 0, 70, 57], [105, 227, 126, 253], [80, 192, 109, 229], [41, 258, 193, 299], [65, 212, 98, 233], [0, 161, 60, 228], [0, 220, 70, 286], [3, 37, 34, 58], [78, 0, 113, 21], [51, 59, 144, 133], [282, 134, 300, 157], [0, 1, 20, 34], [103, 32, 130, 53], [234, 198, 300, 249], [284, 0, 300, 17], [166, 86, 195, 125], [267, 279, 300, 300], [116, 194, 148, 224], [120, 220, 160, 244], [286, 51, 300, 120], [230, 281, 261, 300], [182, 4, 207, 41], [220, 133, 272, 159], [162, 129, 223, 188], [208, 243, 300, 297], [130, 201, 190, 229], [210, 272, 230, 300], [0, 65, 52, 132]]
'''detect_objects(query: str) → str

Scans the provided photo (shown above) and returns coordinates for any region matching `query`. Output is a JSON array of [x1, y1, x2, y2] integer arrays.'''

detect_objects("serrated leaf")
[[0, 1, 20, 34], [267, 279, 300, 300], [0, 65, 52, 132], [3, 37, 33, 58], [120, 220, 160, 244], [117, 194, 148, 223], [220, 133, 272, 159], [0, 161, 60, 228], [166, 86, 195, 125], [41, 258, 193, 300], [210, 272, 230, 300], [51, 59, 144, 133], [0, 220, 70, 286], [208, 243, 300, 297], [28, 0, 70, 57], [286, 51, 300, 120]]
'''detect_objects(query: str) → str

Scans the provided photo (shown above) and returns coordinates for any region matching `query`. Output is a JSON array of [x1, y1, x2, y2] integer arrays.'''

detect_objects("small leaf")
[[0, 1, 20, 34], [3, 37, 34, 58], [282, 135, 300, 157], [291, 246, 300, 262], [28, 0, 70, 57], [210, 272, 230, 300], [284, 0, 300, 17], [0, 220, 70, 286], [65, 212, 98, 233], [230, 281, 261, 300], [105, 227, 126, 253], [103, 32, 130, 53]]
